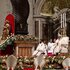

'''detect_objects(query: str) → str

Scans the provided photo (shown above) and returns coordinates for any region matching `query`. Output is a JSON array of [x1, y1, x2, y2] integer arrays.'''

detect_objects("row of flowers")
[[0, 35, 38, 50], [14, 35, 38, 41], [0, 53, 70, 70], [0, 36, 14, 50]]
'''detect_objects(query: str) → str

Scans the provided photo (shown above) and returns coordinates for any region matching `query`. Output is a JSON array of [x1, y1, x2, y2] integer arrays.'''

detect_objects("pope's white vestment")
[[54, 36, 69, 54], [60, 36, 69, 53]]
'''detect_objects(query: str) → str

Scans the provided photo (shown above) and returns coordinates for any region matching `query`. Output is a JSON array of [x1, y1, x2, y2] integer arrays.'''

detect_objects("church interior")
[[0, 0, 70, 70]]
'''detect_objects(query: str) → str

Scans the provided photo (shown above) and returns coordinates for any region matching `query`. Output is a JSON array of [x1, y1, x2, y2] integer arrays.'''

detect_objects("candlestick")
[[39, 20, 41, 42], [61, 14, 63, 28], [64, 13, 66, 27]]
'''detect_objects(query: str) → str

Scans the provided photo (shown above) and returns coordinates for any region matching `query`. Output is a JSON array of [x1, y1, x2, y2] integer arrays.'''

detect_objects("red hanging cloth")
[[5, 14, 15, 34]]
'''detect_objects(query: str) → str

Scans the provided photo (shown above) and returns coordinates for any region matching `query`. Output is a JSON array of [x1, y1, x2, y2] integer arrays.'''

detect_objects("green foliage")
[[0, 37, 14, 50]]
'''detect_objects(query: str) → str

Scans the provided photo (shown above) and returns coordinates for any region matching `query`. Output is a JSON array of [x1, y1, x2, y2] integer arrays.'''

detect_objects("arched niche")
[[34, 0, 46, 15], [10, 0, 30, 35]]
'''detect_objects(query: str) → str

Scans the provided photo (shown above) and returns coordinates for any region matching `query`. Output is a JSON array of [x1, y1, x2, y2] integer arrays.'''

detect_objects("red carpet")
[[23, 68, 34, 70], [48, 53, 54, 56]]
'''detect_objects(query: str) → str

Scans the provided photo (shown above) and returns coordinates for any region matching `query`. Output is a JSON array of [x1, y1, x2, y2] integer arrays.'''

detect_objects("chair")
[[6, 55, 17, 70], [62, 57, 70, 70]]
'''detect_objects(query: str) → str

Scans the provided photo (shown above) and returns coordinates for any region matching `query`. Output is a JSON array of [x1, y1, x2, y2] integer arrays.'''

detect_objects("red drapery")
[[0, 14, 15, 56], [5, 14, 15, 34]]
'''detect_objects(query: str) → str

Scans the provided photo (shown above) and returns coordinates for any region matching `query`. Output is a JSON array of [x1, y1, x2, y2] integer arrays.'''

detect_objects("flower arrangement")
[[14, 35, 38, 41], [44, 53, 70, 69], [0, 36, 14, 50], [0, 53, 70, 70], [0, 35, 38, 50]]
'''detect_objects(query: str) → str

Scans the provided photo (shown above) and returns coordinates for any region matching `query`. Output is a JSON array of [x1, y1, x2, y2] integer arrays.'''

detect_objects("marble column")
[[27, 0, 35, 36]]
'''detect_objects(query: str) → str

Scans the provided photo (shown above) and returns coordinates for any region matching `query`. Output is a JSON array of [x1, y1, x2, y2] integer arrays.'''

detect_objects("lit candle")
[[61, 14, 62, 28], [39, 20, 40, 42], [16, 46, 18, 58], [64, 13, 66, 27], [63, 13, 65, 28]]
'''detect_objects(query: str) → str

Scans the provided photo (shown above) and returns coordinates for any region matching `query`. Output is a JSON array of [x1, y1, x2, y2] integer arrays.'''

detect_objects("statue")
[[52, 6, 60, 21], [1, 20, 11, 40]]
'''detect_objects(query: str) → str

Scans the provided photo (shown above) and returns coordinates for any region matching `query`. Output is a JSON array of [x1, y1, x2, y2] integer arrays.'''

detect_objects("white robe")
[[60, 36, 69, 53], [48, 42, 55, 54], [32, 42, 48, 57], [32, 42, 48, 70], [54, 36, 69, 54], [53, 39, 61, 54]]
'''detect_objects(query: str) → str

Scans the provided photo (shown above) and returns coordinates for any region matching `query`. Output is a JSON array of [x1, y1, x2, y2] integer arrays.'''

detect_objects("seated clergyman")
[[32, 39, 48, 57], [32, 39, 48, 70]]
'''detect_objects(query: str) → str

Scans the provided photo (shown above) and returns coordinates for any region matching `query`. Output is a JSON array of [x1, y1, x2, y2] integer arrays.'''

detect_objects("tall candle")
[[63, 13, 65, 28], [61, 14, 63, 28], [39, 20, 41, 42], [64, 13, 66, 27]]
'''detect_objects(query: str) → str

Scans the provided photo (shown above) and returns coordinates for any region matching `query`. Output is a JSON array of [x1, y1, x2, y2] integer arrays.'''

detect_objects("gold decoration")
[[41, 0, 70, 15], [1, 20, 10, 40], [41, 1, 53, 14]]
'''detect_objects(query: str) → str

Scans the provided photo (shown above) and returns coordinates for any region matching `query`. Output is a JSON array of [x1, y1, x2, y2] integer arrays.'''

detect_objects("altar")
[[14, 40, 38, 57]]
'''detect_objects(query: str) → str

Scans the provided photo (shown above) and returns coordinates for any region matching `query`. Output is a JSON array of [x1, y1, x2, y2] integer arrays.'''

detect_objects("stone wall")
[[27, 0, 35, 36], [0, 0, 12, 36], [0, 0, 35, 36]]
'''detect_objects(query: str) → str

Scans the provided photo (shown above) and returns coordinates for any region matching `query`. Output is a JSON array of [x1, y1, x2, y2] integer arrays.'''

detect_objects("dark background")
[[10, 0, 30, 35]]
